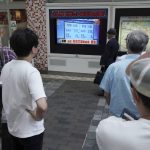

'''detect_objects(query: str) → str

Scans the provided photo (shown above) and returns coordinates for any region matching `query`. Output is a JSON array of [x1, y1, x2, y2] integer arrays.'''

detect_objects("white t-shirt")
[[96, 116, 150, 150], [1, 60, 46, 138]]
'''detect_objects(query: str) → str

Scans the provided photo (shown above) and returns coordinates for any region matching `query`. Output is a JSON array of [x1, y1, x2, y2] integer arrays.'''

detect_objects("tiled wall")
[[26, 0, 48, 71]]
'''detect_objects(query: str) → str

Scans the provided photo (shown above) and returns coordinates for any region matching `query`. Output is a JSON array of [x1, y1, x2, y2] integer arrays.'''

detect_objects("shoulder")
[[25, 63, 39, 75], [96, 116, 127, 137], [96, 117, 123, 137], [98, 116, 125, 128], [2, 60, 12, 69], [108, 61, 128, 76], [4, 60, 39, 74], [106, 61, 120, 72], [116, 55, 127, 61], [96, 117, 142, 150], [97, 116, 141, 135], [108, 38, 119, 48], [109, 38, 118, 43]]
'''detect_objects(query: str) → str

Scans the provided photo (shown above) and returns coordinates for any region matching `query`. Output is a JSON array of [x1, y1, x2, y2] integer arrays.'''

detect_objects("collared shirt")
[[0, 46, 16, 122], [100, 54, 140, 117]]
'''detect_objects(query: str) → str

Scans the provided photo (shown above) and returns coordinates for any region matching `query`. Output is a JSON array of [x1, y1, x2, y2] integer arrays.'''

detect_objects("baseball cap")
[[107, 28, 116, 35], [126, 52, 150, 75], [130, 58, 150, 98]]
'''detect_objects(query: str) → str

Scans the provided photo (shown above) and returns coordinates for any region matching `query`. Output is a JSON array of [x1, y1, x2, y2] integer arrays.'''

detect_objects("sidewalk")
[[42, 72, 109, 150], [0, 72, 109, 150]]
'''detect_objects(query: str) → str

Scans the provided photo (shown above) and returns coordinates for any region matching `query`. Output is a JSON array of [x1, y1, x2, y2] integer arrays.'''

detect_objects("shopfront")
[[0, 0, 26, 47]]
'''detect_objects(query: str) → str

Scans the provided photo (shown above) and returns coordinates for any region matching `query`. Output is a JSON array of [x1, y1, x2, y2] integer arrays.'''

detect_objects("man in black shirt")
[[99, 28, 119, 96], [100, 28, 119, 72]]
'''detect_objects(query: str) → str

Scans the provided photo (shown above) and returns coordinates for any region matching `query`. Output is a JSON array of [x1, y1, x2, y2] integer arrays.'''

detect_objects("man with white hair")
[[96, 57, 150, 150], [99, 30, 149, 117]]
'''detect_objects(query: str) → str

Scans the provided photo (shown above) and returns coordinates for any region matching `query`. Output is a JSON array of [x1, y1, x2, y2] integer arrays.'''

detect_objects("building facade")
[[0, 0, 150, 73]]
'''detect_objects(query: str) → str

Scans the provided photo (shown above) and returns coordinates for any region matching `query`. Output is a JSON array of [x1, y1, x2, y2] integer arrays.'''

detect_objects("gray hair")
[[126, 30, 149, 53]]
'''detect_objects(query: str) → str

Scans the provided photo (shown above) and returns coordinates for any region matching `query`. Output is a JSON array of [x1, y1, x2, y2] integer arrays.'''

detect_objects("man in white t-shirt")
[[96, 56, 150, 150], [1, 28, 48, 150]]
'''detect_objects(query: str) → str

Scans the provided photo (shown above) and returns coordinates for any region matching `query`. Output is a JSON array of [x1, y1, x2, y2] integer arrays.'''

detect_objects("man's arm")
[[104, 91, 110, 105], [100, 40, 112, 66], [100, 50, 109, 66], [27, 97, 48, 121]]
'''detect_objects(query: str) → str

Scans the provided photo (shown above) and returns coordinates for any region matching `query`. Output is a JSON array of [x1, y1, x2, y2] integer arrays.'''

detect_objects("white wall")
[[48, 54, 100, 74]]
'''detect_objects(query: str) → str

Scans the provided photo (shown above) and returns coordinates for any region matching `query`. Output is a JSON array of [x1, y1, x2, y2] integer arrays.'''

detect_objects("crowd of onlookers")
[[96, 29, 150, 150], [0, 27, 150, 150]]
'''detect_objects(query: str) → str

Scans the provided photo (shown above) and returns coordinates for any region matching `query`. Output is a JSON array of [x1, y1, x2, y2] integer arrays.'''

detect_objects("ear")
[[132, 87, 141, 104], [32, 46, 38, 55]]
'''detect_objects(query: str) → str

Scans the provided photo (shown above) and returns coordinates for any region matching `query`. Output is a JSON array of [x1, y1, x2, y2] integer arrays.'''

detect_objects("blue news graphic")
[[57, 19, 100, 45]]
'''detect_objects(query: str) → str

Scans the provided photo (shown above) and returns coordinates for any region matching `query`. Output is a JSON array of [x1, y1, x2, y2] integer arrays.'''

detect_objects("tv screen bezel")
[[49, 9, 108, 55]]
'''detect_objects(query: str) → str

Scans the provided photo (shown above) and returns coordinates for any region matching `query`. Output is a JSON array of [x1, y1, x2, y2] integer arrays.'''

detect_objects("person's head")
[[126, 30, 149, 54], [107, 28, 116, 39], [129, 58, 150, 110], [10, 28, 38, 57]]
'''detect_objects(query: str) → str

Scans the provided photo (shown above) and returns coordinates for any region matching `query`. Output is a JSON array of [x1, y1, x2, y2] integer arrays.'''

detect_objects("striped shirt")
[[1, 46, 16, 64]]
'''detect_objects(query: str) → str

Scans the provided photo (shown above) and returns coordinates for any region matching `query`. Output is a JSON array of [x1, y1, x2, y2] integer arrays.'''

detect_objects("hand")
[[26, 108, 43, 121], [26, 108, 37, 120], [26, 98, 47, 121]]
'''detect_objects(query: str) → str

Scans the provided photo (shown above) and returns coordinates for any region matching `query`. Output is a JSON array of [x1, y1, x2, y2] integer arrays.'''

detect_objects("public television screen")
[[49, 9, 108, 55], [56, 19, 100, 45], [119, 16, 150, 52], [115, 8, 150, 55]]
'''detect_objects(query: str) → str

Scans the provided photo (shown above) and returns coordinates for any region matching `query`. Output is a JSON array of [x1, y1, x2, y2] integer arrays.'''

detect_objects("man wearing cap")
[[100, 28, 119, 72], [99, 28, 119, 95], [96, 57, 150, 150], [100, 30, 149, 117]]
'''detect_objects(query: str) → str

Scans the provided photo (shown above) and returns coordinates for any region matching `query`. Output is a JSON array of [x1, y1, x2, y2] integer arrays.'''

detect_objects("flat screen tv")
[[115, 8, 150, 55], [49, 9, 108, 55], [118, 16, 150, 52]]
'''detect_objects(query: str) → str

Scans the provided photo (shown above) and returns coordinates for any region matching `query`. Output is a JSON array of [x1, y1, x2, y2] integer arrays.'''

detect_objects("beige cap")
[[130, 57, 150, 97], [126, 52, 150, 76]]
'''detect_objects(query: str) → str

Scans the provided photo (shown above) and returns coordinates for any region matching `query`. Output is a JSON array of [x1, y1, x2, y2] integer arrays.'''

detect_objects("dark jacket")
[[100, 37, 119, 69]]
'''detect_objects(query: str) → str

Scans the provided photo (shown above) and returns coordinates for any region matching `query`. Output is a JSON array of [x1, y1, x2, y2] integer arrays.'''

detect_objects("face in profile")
[[107, 34, 113, 40]]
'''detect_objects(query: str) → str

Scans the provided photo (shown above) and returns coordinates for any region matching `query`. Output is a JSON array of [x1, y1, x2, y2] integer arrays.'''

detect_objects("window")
[[0, 11, 9, 46]]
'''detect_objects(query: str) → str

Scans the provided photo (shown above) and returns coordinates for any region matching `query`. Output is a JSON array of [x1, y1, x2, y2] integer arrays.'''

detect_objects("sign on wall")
[[10, 20, 17, 33]]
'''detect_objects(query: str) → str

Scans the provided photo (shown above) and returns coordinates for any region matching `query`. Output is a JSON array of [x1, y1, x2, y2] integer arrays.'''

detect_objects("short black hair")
[[107, 28, 117, 35], [10, 28, 38, 57]]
